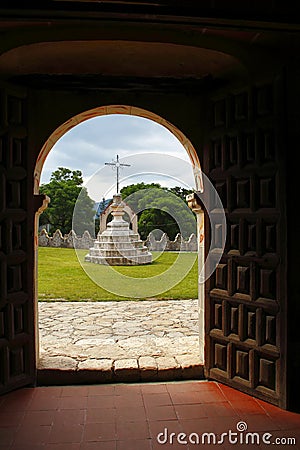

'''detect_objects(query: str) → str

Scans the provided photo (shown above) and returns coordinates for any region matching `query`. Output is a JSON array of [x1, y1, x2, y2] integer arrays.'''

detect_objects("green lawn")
[[38, 247, 198, 301]]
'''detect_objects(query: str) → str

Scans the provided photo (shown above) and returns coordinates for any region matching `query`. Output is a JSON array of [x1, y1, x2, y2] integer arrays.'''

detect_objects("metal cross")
[[105, 154, 131, 194]]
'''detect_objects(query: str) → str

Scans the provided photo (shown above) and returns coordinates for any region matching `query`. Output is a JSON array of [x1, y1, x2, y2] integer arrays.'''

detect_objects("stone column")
[[186, 193, 205, 364]]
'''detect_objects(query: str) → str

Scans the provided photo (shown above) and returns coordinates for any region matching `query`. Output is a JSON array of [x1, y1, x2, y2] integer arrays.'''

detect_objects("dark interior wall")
[[0, 1, 298, 24], [27, 86, 207, 177]]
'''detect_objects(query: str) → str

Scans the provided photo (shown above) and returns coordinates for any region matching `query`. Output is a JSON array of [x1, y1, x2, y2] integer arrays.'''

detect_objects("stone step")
[[37, 356, 204, 385], [88, 249, 150, 257], [85, 254, 152, 265]]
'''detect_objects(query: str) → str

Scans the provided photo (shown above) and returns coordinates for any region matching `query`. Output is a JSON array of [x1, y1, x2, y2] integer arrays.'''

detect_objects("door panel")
[[0, 82, 35, 395], [204, 80, 287, 408]]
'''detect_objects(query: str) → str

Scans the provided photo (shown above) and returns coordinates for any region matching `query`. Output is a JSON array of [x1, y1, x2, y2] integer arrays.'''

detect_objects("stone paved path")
[[38, 299, 204, 383]]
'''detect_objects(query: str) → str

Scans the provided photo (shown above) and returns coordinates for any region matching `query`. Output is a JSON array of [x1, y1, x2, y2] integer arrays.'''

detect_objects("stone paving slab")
[[38, 299, 204, 384]]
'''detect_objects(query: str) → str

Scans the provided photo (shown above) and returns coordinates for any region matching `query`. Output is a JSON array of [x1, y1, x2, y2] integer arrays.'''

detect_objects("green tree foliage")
[[167, 186, 192, 202], [121, 182, 196, 240], [121, 182, 161, 210], [39, 167, 95, 235]]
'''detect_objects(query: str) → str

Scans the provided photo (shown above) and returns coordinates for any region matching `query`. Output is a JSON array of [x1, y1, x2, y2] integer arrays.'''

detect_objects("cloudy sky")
[[41, 115, 196, 202]]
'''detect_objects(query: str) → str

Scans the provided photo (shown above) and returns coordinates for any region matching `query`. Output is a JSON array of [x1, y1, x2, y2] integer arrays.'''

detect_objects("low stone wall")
[[38, 229, 95, 250], [145, 231, 197, 252], [38, 229, 198, 252]]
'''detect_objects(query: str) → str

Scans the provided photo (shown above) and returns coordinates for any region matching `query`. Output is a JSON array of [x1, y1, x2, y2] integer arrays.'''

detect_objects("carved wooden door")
[[203, 79, 287, 408], [0, 82, 36, 395]]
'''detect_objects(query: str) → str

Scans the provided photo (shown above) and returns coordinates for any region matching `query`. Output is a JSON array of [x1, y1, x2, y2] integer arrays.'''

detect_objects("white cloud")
[[41, 115, 195, 201]]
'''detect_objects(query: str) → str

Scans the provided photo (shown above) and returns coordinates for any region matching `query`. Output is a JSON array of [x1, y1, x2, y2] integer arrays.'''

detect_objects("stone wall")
[[38, 229, 198, 252], [145, 231, 197, 252], [38, 229, 95, 250]]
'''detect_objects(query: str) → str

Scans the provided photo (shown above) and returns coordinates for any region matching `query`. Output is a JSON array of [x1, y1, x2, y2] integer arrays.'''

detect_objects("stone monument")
[[85, 193, 152, 265], [85, 155, 152, 265]]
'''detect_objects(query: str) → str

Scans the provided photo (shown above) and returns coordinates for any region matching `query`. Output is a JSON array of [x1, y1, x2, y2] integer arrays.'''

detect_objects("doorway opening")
[[34, 105, 205, 383]]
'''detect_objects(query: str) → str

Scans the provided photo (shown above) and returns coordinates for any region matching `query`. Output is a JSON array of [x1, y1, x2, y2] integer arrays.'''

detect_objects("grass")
[[38, 247, 198, 301]]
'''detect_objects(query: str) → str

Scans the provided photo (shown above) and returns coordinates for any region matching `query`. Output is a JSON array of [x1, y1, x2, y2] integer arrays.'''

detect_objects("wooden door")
[[0, 82, 36, 395], [203, 78, 287, 408]]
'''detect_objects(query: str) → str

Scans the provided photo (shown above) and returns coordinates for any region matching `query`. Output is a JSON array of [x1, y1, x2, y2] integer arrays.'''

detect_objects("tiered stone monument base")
[[85, 194, 152, 265]]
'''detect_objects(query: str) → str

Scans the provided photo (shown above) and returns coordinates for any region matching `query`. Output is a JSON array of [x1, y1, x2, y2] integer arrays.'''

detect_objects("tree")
[[39, 167, 95, 235], [168, 186, 192, 202], [120, 183, 196, 240], [121, 182, 161, 211]]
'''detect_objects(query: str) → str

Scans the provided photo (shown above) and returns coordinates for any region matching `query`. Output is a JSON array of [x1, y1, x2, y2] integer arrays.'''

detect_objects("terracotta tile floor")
[[0, 381, 300, 449]]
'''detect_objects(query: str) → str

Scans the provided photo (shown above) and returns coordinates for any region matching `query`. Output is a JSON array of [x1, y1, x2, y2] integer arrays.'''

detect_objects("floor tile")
[[11, 444, 45, 450], [21, 410, 55, 426], [58, 396, 88, 410], [268, 412, 300, 430], [116, 420, 150, 440], [179, 417, 211, 434], [53, 408, 85, 425], [116, 439, 152, 450], [229, 399, 266, 416], [29, 396, 60, 411], [196, 390, 227, 403], [29, 388, 60, 400], [206, 416, 253, 433], [114, 385, 142, 395], [86, 407, 116, 423], [83, 422, 116, 442], [169, 391, 202, 405], [140, 383, 168, 394], [152, 437, 191, 450], [239, 414, 286, 432], [1, 381, 300, 449], [88, 395, 115, 409], [48, 423, 84, 444], [174, 404, 207, 420], [114, 394, 144, 408], [203, 401, 239, 417], [170, 389, 226, 405], [81, 442, 117, 450], [166, 381, 218, 394], [1, 390, 34, 411], [0, 426, 17, 447], [142, 392, 172, 407], [146, 405, 177, 421], [13, 424, 51, 445], [0, 412, 24, 427], [61, 386, 89, 397], [45, 444, 81, 450], [116, 406, 147, 422], [220, 444, 261, 450], [257, 399, 300, 429], [148, 419, 182, 440], [34, 387, 62, 397], [218, 384, 254, 402], [88, 385, 116, 396]]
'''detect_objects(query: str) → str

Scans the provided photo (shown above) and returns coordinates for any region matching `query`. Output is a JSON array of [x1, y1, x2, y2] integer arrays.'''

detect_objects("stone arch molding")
[[34, 105, 203, 195]]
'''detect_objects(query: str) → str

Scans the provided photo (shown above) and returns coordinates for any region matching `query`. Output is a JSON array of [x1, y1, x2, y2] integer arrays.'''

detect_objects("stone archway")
[[35, 106, 205, 382], [34, 105, 203, 195], [99, 200, 138, 235]]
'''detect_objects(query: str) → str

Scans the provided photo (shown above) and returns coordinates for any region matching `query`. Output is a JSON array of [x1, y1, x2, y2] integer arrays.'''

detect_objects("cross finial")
[[105, 155, 131, 194]]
